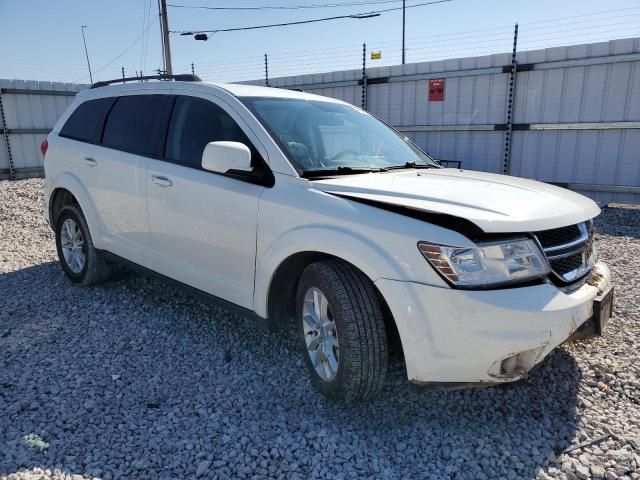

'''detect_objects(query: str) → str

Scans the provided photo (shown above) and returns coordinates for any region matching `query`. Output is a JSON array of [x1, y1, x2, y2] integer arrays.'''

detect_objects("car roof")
[[78, 80, 347, 104], [209, 82, 345, 102]]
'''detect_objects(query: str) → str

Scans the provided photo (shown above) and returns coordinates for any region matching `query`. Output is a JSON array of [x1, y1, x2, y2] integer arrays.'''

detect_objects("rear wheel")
[[55, 205, 112, 286], [297, 260, 388, 403]]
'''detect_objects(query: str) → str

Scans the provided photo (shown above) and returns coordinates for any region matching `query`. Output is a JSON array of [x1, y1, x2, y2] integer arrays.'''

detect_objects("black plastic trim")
[[409, 380, 499, 391], [494, 123, 531, 131], [358, 76, 390, 85], [501, 63, 535, 73], [90, 74, 201, 89], [98, 250, 267, 323], [226, 168, 275, 187], [517, 63, 535, 72]]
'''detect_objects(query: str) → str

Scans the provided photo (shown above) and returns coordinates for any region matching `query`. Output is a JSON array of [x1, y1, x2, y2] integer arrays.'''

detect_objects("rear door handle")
[[84, 157, 97, 167], [151, 175, 173, 187]]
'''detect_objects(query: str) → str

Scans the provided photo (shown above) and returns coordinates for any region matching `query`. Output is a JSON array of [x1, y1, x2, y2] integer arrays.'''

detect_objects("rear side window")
[[102, 95, 171, 157], [165, 96, 260, 168], [59, 97, 115, 143]]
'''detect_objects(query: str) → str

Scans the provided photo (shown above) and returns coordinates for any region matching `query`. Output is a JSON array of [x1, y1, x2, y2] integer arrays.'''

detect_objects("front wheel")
[[297, 260, 388, 403]]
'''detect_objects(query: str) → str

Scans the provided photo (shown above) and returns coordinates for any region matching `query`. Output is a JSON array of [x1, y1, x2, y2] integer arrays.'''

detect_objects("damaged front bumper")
[[375, 262, 612, 388]]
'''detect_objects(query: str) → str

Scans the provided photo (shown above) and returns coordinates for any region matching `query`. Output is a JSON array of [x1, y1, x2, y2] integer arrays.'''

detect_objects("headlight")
[[418, 238, 550, 287]]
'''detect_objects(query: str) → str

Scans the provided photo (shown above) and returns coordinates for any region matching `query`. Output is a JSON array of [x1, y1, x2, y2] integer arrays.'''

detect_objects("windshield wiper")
[[384, 161, 440, 170], [301, 166, 387, 178]]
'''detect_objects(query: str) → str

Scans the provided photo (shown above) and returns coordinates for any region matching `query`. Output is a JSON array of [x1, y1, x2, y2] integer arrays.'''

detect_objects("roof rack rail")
[[90, 74, 201, 89]]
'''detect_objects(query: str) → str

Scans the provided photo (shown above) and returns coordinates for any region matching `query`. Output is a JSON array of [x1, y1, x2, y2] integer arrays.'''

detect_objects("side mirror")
[[201, 141, 252, 174]]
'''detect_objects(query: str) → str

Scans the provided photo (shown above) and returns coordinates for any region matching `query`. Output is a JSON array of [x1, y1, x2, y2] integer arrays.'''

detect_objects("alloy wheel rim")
[[302, 287, 340, 381], [60, 218, 85, 274]]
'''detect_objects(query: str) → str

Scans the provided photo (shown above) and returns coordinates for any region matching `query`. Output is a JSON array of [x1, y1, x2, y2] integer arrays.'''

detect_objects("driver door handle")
[[151, 175, 173, 187]]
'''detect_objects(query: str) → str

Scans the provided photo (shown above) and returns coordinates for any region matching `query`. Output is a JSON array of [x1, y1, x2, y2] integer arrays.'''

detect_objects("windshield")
[[241, 97, 439, 175]]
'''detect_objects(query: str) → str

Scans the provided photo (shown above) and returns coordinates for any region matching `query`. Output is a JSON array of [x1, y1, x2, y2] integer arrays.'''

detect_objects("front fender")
[[253, 223, 443, 318], [49, 171, 106, 249]]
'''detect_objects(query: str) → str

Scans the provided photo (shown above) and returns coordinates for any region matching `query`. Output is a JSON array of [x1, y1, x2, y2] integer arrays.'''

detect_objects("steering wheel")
[[329, 148, 360, 163]]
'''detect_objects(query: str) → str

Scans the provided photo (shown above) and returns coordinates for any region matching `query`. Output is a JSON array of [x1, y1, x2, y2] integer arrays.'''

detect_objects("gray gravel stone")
[[575, 463, 590, 479], [195, 460, 210, 477], [591, 465, 606, 478], [1, 179, 639, 480]]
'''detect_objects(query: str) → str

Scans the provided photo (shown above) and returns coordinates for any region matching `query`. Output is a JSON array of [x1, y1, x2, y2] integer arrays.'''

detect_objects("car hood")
[[311, 168, 600, 233]]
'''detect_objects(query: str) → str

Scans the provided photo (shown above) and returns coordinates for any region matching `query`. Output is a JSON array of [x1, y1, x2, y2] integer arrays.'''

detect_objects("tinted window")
[[59, 97, 115, 143], [166, 96, 260, 168], [102, 95, 171, 156]]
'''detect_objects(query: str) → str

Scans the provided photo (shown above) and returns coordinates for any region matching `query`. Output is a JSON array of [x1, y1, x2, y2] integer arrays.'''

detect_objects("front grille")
[[534, 221, 595, 284], [535, 224, 582, 249], [550, 252, 584, 276]]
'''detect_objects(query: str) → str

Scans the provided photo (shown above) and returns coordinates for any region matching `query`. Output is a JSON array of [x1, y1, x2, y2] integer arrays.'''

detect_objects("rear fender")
[[49, 171, 106, 249]]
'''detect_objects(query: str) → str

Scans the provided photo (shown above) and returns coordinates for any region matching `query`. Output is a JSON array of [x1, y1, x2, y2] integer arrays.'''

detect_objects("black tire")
[[296, 259, 388, 403], [54, 204, 113, 286]]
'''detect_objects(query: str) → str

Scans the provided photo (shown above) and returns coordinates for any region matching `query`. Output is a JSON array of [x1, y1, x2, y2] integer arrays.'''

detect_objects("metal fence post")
[[361, 43, 367, 110], [503, 23, 519, 175], [264, 53, 270, 87], [0, 88, 16, 180]]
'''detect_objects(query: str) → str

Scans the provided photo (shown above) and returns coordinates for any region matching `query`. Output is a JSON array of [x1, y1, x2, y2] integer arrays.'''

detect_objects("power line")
[[168, 0, 414, 11], [190, 6, 640, 83], [141, 0, 153, 74], [173, 13, 382, 35], [192, 0, 634, 67], [520, 5, 640, 26], [139, 0, 148, 73], [171, 0, 451, 35], [73, 15, 159, 82], [187, 26, 510, 69]]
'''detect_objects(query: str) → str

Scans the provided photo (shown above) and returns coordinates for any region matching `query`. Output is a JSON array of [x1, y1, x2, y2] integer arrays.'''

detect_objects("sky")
[[1, 0, 639, 85]]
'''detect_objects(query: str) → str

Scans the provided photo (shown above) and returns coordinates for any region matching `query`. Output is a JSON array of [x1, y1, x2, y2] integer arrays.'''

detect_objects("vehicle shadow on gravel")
[[1, 261, 582, 479]]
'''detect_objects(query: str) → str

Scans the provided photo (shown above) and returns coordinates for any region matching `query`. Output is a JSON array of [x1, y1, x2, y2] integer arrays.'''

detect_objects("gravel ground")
[[0, 178, 639, 480]]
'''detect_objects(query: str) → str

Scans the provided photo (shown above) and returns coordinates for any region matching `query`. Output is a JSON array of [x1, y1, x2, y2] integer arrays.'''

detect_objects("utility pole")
[[503, 23, 519, 175], [81, 26, 93, 83], [361, 43, 367, 110], [158, 0, 173, 75], [401, 0, 406, 64]]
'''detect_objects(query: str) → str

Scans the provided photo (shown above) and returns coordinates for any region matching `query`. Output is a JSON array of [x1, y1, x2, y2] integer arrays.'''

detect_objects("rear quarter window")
[[102, 95, 172, 157], [59, 97, 115, 143]]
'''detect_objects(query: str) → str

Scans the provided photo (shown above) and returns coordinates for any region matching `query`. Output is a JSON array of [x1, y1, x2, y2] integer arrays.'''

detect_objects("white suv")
[[43, 76, 613, 403]]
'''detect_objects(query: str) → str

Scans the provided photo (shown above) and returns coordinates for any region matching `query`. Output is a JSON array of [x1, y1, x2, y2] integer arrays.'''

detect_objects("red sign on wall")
[[428, 78, 445, 101]]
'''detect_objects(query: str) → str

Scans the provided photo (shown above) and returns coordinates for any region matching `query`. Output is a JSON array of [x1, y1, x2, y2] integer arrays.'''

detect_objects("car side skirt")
[[98, 250, 267, 325]]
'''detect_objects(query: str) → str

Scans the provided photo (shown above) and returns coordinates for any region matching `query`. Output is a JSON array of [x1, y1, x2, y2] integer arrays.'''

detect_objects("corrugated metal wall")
[[1, 39, 638, 203], [510, 41, 640, 192], [0, 79, 84, 179], [244, 38, 640, 203]]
